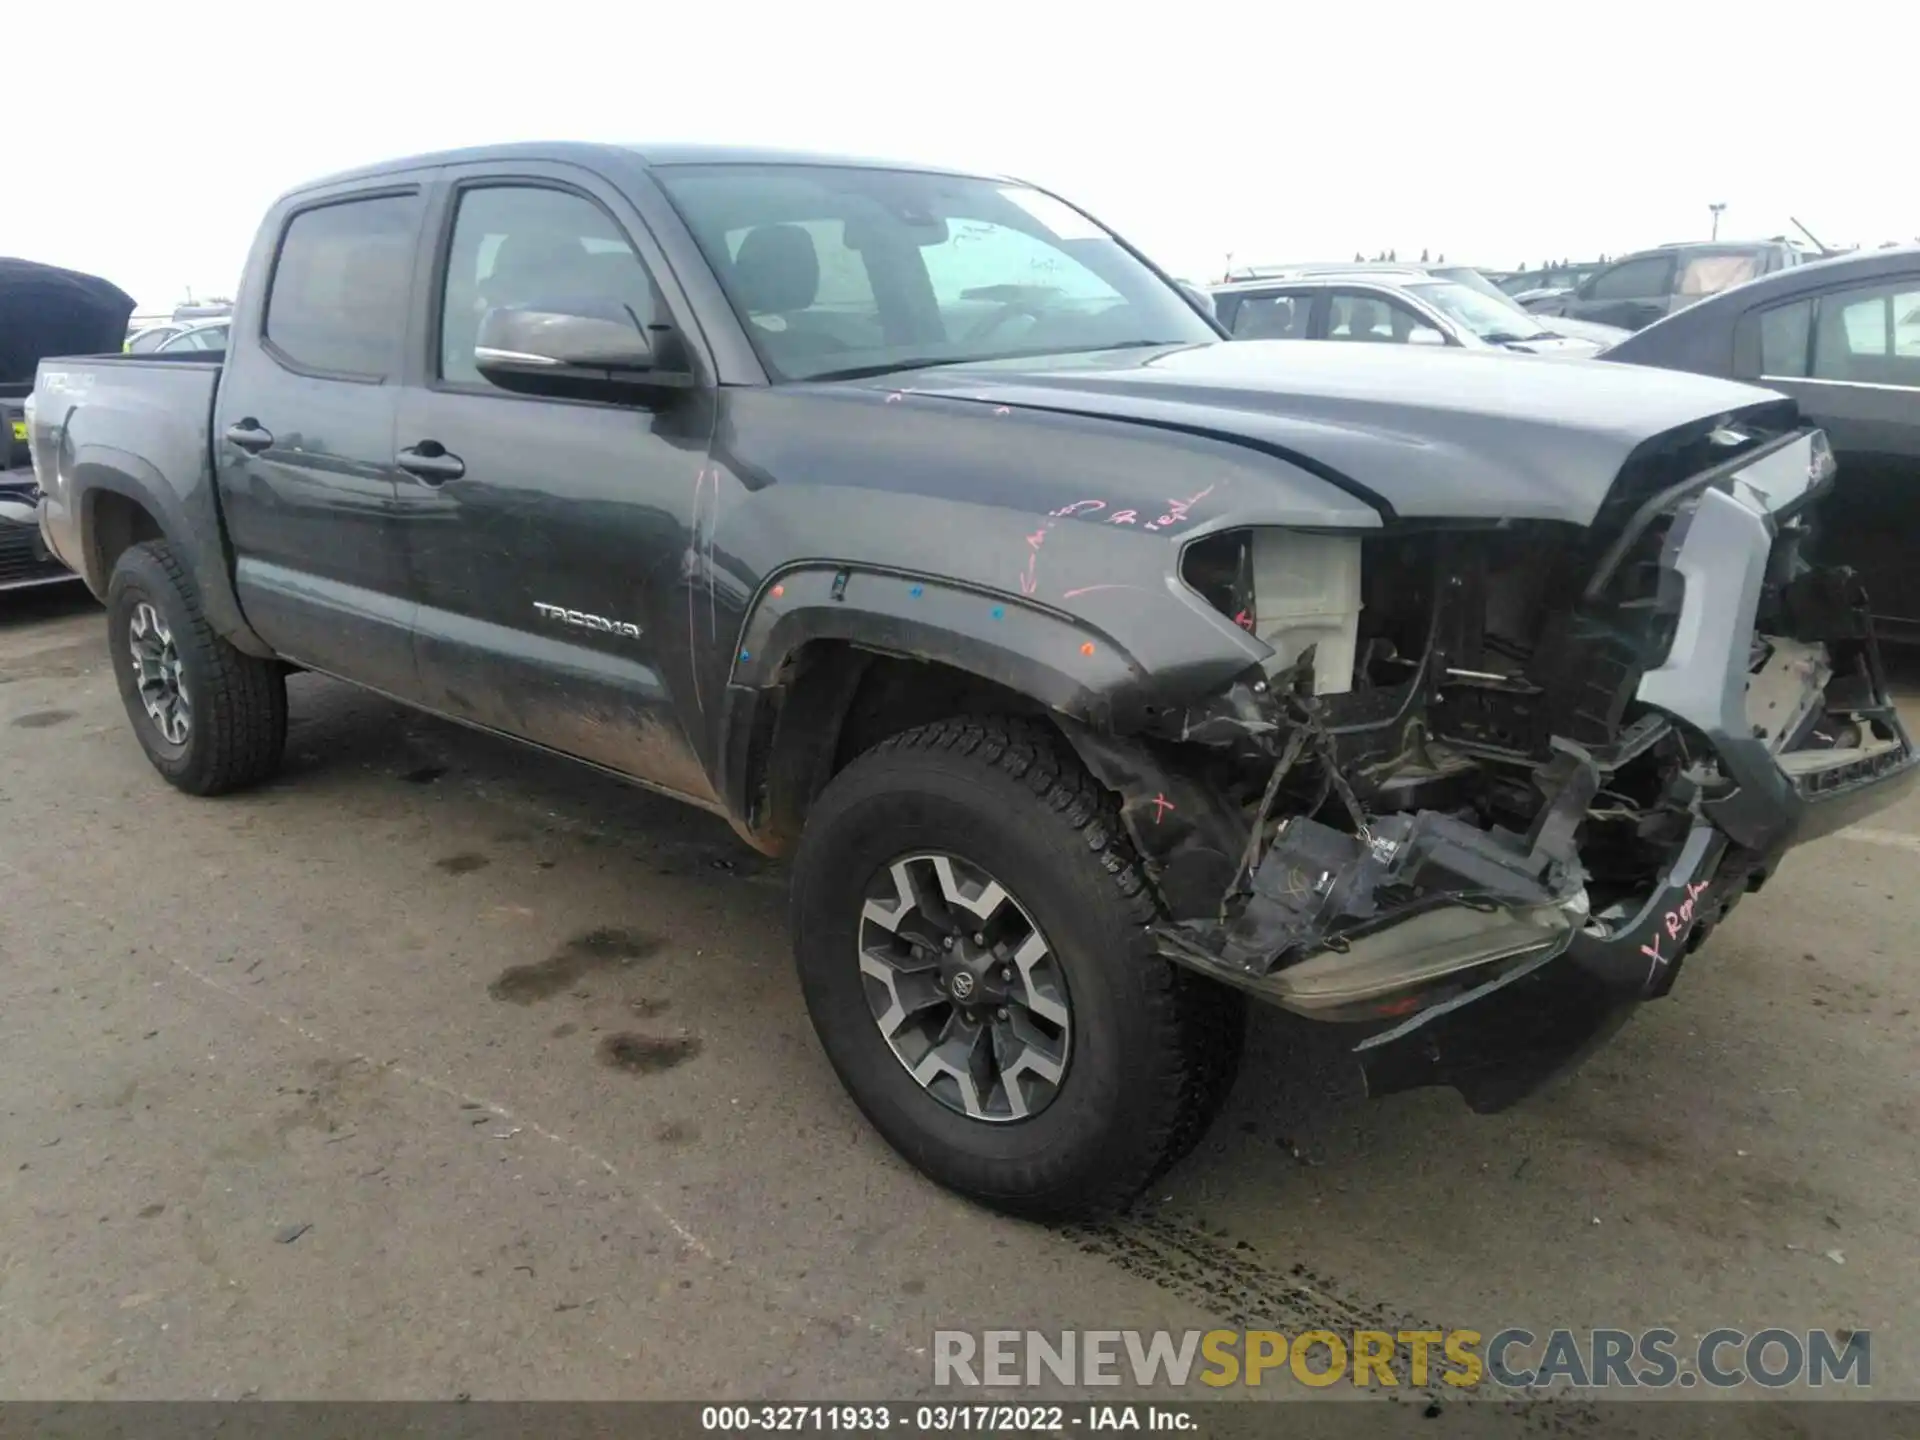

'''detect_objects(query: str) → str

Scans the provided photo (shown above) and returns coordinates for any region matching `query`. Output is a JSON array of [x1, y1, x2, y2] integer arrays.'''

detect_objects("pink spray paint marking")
[[1641, 879, 1714, 975], [1049, 499, 1108, 519]]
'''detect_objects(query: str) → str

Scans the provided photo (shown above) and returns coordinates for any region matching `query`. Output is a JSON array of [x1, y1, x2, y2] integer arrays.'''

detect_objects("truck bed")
[[30, 352, 225, 594]]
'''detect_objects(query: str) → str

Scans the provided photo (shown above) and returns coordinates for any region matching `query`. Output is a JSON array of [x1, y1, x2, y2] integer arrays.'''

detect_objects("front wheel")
[[790, 717, 1243, 1220], [106, 540, 287, 795]]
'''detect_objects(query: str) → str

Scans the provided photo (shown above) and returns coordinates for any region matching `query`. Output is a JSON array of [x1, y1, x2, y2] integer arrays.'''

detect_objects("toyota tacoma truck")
[[29, 144, 1919, 1219]]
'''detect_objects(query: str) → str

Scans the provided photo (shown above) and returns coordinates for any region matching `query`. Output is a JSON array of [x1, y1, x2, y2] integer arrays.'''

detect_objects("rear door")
[[391, 163, 720, 804], [215, 182, 429, 696], [1737, 275, 1920, 633], [1567, 254, 1674, 330]]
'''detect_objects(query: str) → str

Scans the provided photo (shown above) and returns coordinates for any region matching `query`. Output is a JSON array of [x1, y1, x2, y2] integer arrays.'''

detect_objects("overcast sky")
[[12, 1, 1909, 312]]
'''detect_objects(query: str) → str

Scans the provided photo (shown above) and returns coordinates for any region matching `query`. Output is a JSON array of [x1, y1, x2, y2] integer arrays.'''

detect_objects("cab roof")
[[292, 141, 998, 195]]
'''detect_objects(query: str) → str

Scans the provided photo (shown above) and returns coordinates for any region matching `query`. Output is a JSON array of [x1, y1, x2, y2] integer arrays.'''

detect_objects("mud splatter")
[[400, 765, 447, 785], [628, 997, 671, 1017], [598, 1032, 701, 1074], [10, 710, 74, 729], [653, 1119, 699, 1144], [488, 928, 661, 1005], [434, 853, 491, 875], [549, 1022, 579, 1039]]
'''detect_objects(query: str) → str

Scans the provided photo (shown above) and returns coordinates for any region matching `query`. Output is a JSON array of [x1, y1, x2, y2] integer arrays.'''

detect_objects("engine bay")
[[1120, 433, 1903, 1020]]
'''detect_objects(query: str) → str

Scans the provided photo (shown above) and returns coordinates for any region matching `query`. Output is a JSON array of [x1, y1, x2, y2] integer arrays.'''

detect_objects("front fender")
[[728, 564, 1154, 728]]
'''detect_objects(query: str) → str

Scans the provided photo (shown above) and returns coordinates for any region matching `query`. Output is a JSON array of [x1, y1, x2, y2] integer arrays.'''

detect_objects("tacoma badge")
[[533, 601, 642, 639]]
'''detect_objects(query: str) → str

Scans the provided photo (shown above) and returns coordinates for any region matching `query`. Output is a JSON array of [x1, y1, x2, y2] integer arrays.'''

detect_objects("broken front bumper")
[[1150, 431, 1919, 1110], [1359, 441, 1920, 1108]]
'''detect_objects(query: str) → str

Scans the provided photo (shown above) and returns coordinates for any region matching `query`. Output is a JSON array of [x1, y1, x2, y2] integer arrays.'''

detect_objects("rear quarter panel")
[[32, 356, 271, 654]]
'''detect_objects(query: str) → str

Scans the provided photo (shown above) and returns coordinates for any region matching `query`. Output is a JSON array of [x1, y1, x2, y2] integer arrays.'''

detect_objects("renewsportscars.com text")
[[932, 1327, 1871, 1390]]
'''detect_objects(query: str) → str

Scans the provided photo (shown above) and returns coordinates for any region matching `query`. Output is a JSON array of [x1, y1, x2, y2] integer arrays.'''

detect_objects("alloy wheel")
[[857, 852, 1073, 1122], [128, 601, 191, 746]]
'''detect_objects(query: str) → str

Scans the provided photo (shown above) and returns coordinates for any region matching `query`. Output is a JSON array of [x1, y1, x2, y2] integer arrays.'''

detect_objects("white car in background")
[[125, 321, 189, 352], [152, 320, 229, 353], [1210, 265, 1630, 356]]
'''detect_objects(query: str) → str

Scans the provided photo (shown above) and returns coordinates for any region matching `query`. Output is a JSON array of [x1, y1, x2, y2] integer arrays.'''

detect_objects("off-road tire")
[[106, 540, 287, 795], [790, 716, 1243, 1220]]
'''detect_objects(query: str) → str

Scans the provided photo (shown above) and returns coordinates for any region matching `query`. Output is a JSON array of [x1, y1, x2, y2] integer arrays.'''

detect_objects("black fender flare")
[[729, 562, 1154, 722], [68, 446, 273, 658], [715, 563, 1153, 849]]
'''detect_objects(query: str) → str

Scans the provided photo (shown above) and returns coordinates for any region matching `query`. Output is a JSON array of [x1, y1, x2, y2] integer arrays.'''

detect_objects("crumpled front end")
[[1071, 420, 1919, 1111]]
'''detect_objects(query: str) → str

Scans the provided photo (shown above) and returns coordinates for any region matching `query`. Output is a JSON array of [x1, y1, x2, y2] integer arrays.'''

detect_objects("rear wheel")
[[790, 716, 1243, 1219], [106, 540, 286, 795]]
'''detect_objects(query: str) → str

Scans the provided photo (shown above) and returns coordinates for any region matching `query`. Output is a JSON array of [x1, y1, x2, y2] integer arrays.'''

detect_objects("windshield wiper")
[[803, 356, 983, 382], [805, 340, 1182, 384]]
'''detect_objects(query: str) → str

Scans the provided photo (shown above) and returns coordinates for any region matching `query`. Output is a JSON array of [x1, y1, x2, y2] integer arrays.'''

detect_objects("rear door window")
[[264, 193, 422, 378]]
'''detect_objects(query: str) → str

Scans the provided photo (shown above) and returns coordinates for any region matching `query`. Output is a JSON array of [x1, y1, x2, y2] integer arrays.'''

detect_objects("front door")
[[393, 170, 718, 803], [215, 187, 427, 695]]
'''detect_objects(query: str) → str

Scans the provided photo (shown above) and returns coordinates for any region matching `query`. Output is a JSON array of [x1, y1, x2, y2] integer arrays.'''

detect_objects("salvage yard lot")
[[2, 586, 1917, 1413]]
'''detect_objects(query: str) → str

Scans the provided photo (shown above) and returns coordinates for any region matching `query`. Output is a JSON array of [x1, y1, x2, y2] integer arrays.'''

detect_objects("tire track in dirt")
[[1068, 1208, 1613, 1433]]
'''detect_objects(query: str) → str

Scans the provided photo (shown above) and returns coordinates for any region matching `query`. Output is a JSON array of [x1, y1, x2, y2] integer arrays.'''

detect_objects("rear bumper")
[[1356, 442, 1919, 1107], [1, 479, 76, 591]]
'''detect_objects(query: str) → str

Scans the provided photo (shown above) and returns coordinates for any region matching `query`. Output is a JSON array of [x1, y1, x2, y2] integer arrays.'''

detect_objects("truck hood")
[[865, 340, 1792, 526]]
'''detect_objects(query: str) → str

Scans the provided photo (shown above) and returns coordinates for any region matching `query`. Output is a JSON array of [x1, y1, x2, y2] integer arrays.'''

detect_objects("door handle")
[[397, 443, 466, 485], [224, 419, 274, 454]]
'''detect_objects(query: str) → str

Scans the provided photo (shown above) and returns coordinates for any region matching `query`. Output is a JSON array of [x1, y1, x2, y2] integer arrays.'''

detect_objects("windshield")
[[653, 164, 1218, 381], [1407, 281, 1550, 342]]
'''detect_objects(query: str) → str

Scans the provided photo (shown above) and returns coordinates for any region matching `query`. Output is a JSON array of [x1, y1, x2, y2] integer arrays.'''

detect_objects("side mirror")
[[477, 301, 652, 370], [1407, 327, 1447, 346], [475, 301, 687, 400]]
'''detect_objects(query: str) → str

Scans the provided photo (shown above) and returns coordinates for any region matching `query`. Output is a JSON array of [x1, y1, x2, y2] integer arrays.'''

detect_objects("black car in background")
[[1528, 241, 1806, 331], [2, 258, 135, 590], [1606, 246, 1920, 641]]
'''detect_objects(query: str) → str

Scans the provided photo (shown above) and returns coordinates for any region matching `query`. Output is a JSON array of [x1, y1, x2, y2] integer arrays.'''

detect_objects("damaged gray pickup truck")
[[31, 144, 1919, 1218]]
